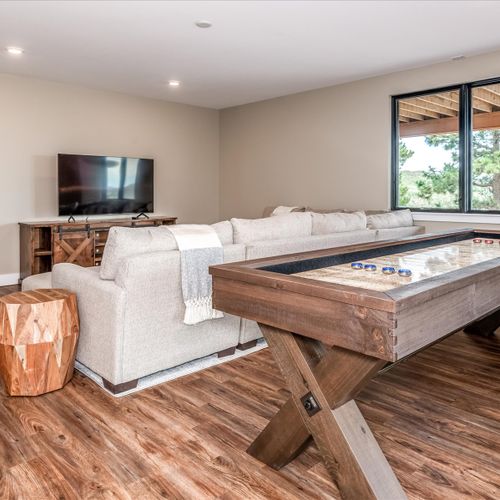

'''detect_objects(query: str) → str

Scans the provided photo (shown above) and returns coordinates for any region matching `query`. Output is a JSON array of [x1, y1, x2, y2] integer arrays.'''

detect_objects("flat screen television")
[[58, 154, 154, 216]]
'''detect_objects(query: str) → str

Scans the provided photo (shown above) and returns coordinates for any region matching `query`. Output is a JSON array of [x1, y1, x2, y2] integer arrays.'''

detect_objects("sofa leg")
[[237, 340, 258, 351], [102, 378, 139, 395], [217, 347, 236, 358]]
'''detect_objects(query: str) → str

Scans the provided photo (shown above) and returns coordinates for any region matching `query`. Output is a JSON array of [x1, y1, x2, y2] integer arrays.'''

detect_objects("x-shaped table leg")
[[249, 324, 406, 499]]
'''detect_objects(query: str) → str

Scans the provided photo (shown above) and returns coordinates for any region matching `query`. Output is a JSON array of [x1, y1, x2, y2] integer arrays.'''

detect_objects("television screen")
[[58, 154, 154, 216]]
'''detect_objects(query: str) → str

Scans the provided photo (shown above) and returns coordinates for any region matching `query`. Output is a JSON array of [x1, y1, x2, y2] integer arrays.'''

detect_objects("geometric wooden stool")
[[0, 289, 79, 396]]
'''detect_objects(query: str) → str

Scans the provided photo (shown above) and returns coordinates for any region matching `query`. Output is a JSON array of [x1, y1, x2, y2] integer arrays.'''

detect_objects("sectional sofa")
[[51, 209, 424, 393]]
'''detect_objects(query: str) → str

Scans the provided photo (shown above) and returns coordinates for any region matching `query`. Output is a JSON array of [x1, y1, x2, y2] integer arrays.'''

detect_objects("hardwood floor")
[[0, 285, 498, 498], [0, 285, 21, 297]]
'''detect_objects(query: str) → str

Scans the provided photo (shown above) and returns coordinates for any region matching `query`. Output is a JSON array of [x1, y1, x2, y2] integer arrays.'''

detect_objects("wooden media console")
[[19, 215, 176, 280]]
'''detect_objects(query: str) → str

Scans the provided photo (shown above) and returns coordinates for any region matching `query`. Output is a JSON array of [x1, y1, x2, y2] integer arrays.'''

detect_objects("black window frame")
[[391, 76, 500, 214]]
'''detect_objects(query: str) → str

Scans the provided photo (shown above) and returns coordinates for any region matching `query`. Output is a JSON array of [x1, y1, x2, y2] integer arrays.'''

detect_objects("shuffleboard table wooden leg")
[[248, 327, 384, 469], [251, 324, 406, 500], [246, 336, 323, 468], [464, 308, 500, 337]]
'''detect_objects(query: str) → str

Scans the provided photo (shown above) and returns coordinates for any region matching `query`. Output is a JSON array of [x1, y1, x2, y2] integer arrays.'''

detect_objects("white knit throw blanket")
[[167, 225, 224, 325]]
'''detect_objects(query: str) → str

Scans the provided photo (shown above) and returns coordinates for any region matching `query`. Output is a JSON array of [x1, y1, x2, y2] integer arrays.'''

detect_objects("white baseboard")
[[0, 273, 20, 286]]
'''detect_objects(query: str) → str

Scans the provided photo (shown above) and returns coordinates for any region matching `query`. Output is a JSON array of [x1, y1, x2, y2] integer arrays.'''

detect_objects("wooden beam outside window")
[[400, 110, 500, 137]]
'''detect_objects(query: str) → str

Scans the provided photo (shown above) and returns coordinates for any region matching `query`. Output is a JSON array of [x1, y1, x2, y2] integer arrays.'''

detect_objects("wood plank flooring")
[[0, 285, 499, 499], [0, 285, 22, 297]]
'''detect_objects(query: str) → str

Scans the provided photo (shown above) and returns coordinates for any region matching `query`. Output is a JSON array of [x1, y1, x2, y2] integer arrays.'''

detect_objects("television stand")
[[19, 215, 177, 280], [67, 215, 76, 223], [132, 212, 150, 220]]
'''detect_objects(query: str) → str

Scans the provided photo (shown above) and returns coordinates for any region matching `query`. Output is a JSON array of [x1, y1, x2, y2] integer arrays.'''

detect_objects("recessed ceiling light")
[[168, 80, 181, 87], [6, 46, 24, 56], [195, 20, 212, 28]]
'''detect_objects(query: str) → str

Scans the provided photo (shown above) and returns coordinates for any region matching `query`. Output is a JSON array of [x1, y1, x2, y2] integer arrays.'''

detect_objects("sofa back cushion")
[[100, 226, 177, 280], [100, 221, 232, 280], [211, 220, 233, 245], [367, 209, 413, 229], [311, 211, 366, 235], [231, 212, 312, 244]]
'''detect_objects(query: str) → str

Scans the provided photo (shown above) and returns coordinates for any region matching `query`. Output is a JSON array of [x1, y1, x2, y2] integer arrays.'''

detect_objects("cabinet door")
[[52, 231, 94, 267]]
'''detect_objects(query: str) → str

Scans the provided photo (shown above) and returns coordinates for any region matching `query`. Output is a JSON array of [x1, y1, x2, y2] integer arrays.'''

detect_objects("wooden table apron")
[[209, 229, 500, 500]]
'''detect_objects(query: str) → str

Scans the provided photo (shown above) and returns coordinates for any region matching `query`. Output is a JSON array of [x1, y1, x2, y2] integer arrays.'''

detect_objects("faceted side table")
[[0, 289, 79, 396]]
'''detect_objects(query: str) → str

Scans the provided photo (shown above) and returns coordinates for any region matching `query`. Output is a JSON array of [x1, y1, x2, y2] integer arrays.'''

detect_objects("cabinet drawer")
[[94, 230, 109, 244]]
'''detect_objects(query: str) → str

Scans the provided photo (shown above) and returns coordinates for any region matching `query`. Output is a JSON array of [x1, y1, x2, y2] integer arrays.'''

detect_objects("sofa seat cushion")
[[375, 225, 425, 241], [231, 212, 312, 244], [311, 211, 366, 235], [221, 243, 246, 264], [245, 230, 376, 260], [367, 209, 414, 229]]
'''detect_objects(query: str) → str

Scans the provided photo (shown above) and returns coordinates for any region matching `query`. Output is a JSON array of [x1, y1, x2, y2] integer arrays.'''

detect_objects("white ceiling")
[[1, 1, 500, 109]]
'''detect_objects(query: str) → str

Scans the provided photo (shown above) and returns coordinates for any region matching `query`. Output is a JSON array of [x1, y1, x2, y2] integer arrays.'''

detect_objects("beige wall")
[[4, 49, 500, 282], [0, 73, 219, 281], [220, 49, 500, 221]]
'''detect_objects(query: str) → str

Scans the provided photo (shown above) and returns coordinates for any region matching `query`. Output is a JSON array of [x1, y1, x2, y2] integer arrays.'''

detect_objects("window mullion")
[[459, 84, 472, 213], [391, 97, 399, 210]]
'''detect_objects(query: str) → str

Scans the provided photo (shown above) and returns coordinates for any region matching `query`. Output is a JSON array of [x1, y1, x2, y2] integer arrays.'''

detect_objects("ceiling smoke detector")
[[195, 20, 212, 28]]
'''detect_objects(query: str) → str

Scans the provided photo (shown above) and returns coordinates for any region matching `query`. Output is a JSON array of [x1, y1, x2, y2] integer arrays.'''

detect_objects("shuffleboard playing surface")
[[294, 238, 500, 292]]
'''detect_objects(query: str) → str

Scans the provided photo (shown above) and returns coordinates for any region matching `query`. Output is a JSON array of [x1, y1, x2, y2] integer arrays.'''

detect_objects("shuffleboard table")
[[209, 229, 500, 499]]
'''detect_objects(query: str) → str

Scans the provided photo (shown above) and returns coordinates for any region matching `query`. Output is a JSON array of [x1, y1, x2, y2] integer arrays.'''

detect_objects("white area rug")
[[75, 339, 267, 398]]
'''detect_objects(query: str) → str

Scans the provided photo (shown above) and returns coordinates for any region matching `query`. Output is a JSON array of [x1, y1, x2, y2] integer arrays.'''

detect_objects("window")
[[471, 84, 500, 211], [392, 78, 500, 213]]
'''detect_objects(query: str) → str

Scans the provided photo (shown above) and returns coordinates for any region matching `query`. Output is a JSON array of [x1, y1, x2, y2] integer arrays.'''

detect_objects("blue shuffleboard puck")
[[351, 262, 363, 269], [364, 264, 377, 272], [398, 268, 412, 277], [382, 266, 396, 275]]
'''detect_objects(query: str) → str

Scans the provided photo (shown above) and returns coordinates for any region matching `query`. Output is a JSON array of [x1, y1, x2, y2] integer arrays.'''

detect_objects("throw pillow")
[[262, 206, 306, 217]]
